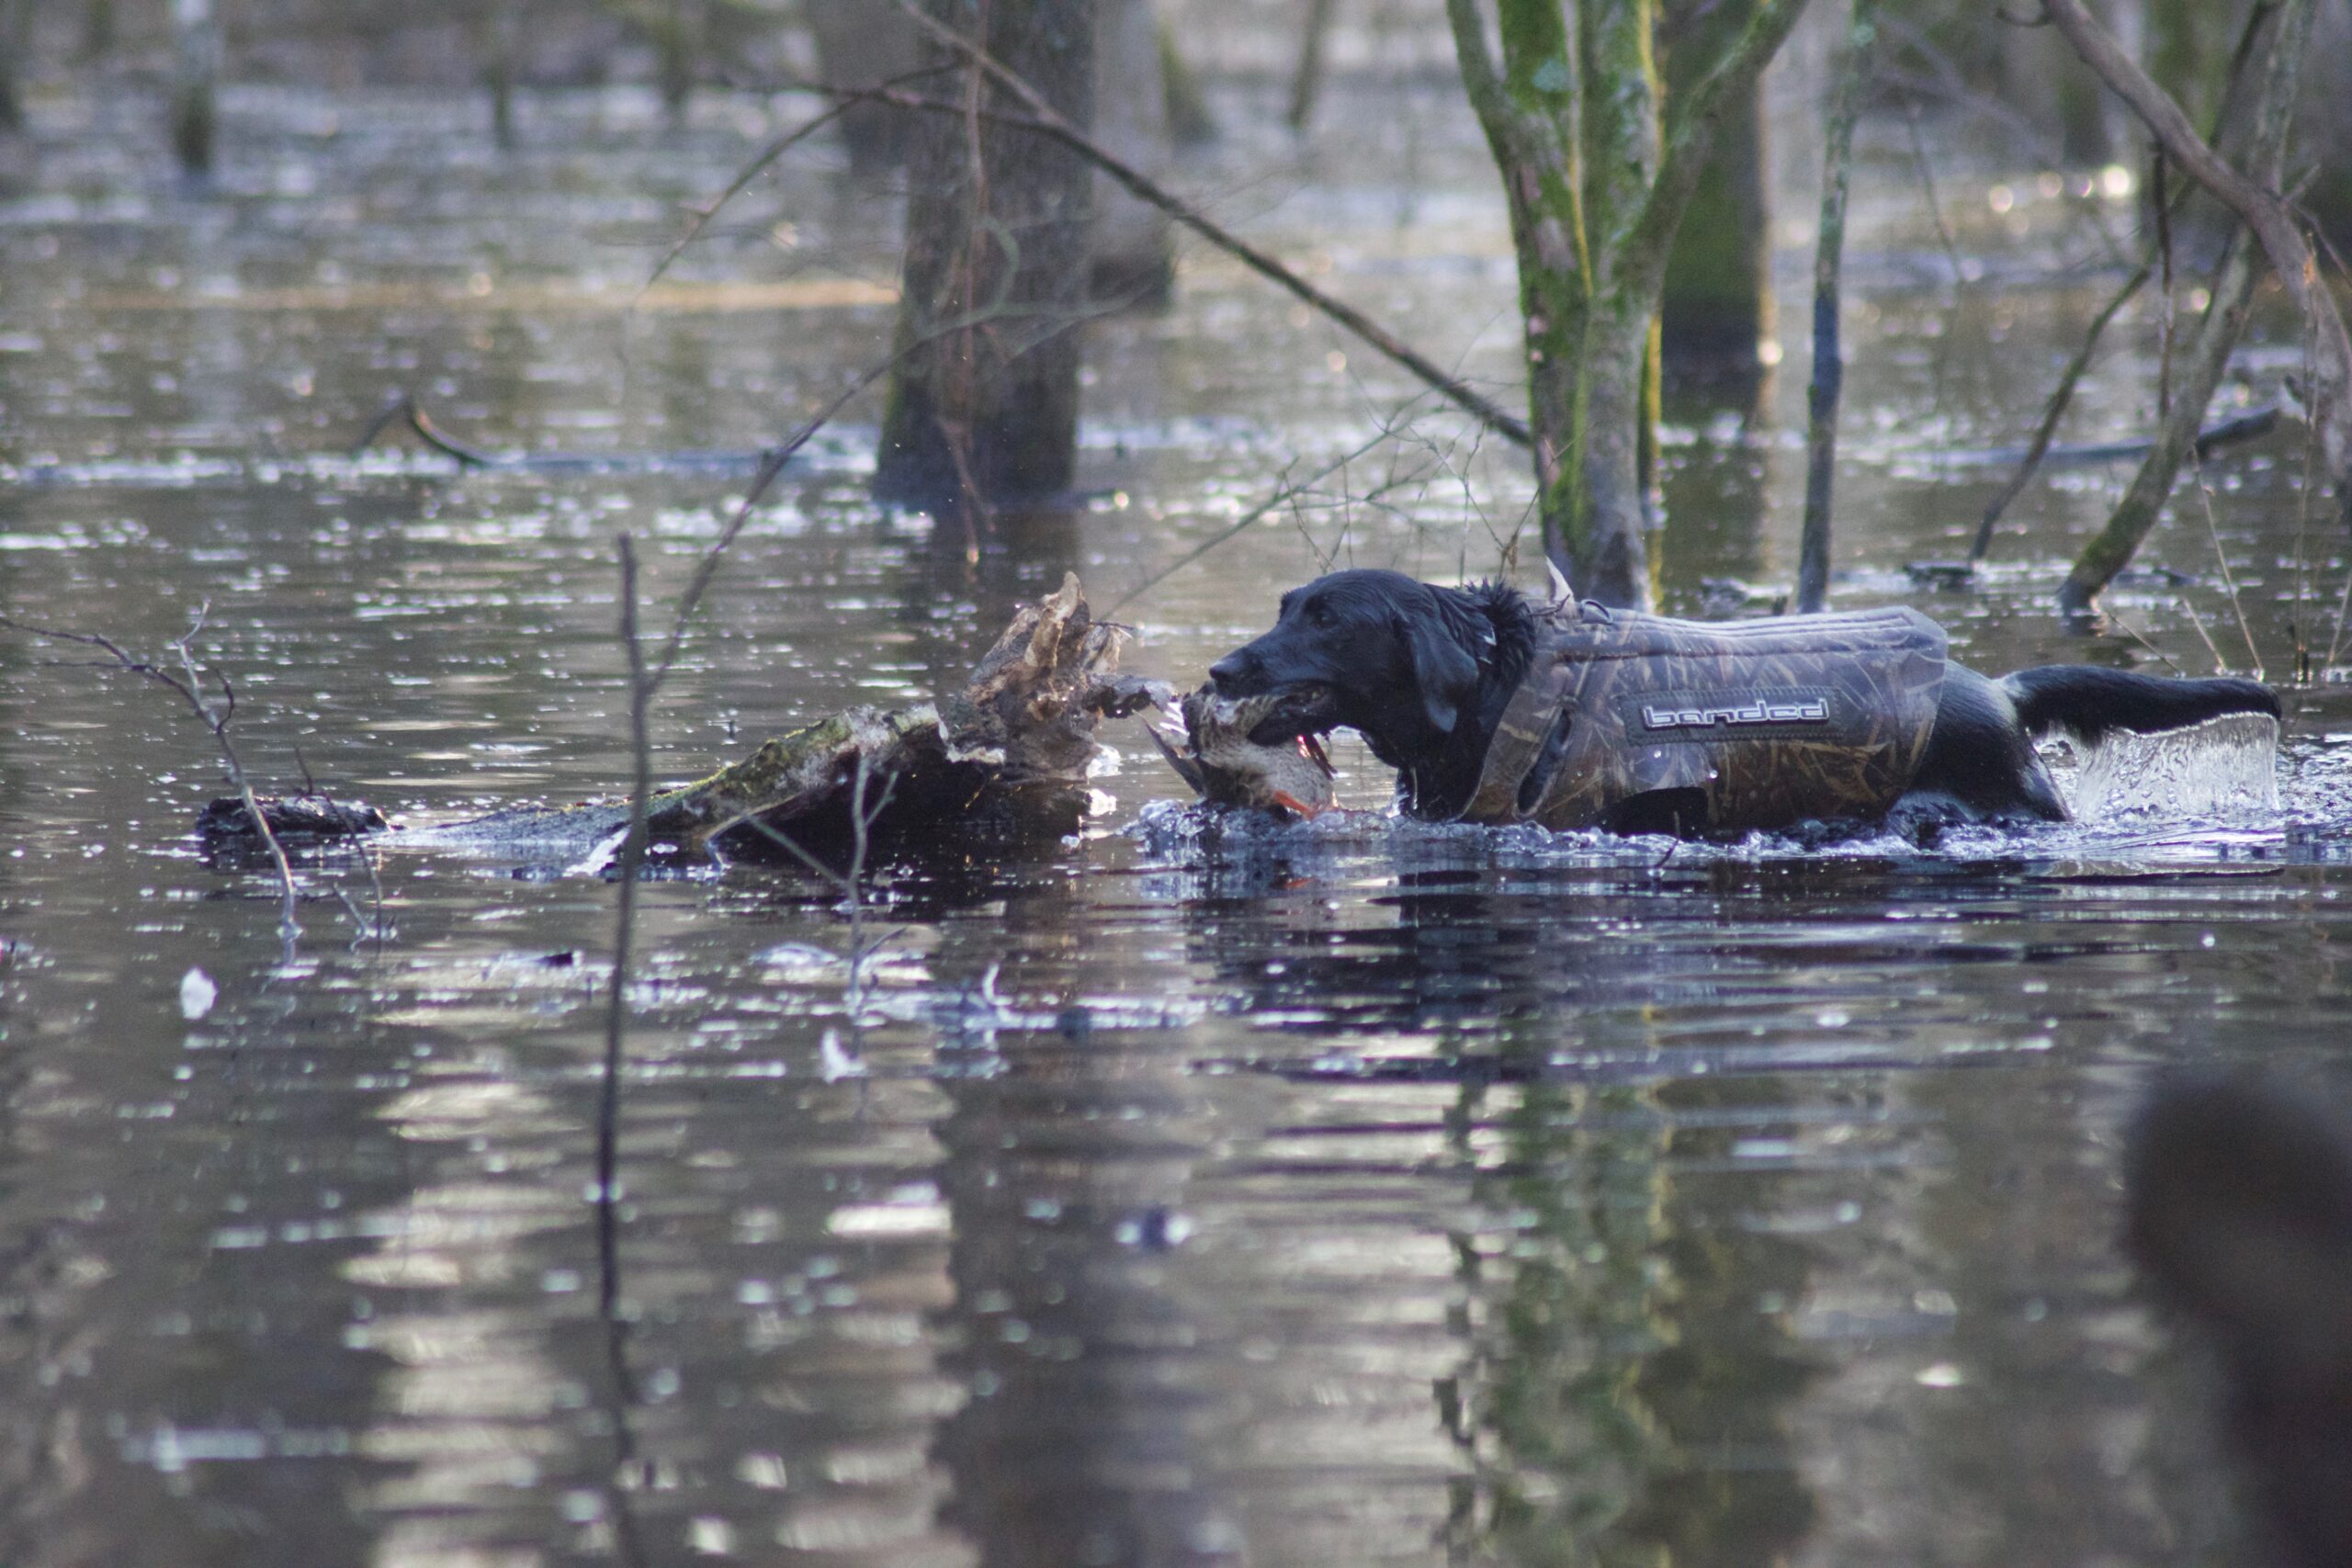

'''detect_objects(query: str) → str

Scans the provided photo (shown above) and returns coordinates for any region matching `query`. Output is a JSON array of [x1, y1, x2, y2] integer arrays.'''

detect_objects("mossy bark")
[[875, 0, 1098, 519], [1449, 0, 1811, 608]]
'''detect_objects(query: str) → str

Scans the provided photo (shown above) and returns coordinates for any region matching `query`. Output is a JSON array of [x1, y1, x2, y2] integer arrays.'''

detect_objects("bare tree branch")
[[2042, 0, 2352, 505], [638, 62, 959, 300], [1, 608, 300, 951], [1969, 257, 2152, 562]]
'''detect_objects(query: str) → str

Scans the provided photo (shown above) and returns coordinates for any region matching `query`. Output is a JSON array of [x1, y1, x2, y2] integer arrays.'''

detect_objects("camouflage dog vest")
[[1462, 604, 1948, 832]]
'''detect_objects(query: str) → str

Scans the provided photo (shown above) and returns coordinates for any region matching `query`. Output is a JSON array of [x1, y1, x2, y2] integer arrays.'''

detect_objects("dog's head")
[[1206, 570, 1487, 761]]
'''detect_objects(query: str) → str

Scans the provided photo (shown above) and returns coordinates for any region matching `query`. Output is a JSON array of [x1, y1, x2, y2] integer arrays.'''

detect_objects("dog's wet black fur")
[[1207, 569, 2281, 831]]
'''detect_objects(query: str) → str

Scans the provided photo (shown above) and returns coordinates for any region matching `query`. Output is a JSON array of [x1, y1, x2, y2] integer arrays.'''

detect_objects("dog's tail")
[[2001, 665, 2280, 745]]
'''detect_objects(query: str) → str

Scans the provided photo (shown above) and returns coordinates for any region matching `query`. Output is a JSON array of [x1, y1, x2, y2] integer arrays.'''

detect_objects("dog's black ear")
[[1399, 607, 1481, 735]]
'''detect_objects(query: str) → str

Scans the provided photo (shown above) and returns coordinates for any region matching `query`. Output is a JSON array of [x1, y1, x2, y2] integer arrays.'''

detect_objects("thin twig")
[[297, 742, 392, 947], [2178, 590, 2230, 675], [727, 757, 901, 1065], [1969, 0, 2274, 571], [2101, 602, 2188, 675], [2187, 447, 2263, 676], [1, 607, 300, 952], [1970, 258, 2152, 561], [594, 531, 654, 1568], [2044, 0, 2352, 502], [1798, 0, 1875, 615], [1107, 427, 1402, 616], [352, 392, 496, 467], [1901, 98, 1967, 287], [2154, 146, 2175, 423], [601, 534, 653, 1325], [637, 62, 960, 301], [2324, 547, 2352, 673]]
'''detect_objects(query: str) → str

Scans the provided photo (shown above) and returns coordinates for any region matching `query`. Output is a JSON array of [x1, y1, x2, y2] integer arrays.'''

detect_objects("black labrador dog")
[[1206, 569, 2279, 831]]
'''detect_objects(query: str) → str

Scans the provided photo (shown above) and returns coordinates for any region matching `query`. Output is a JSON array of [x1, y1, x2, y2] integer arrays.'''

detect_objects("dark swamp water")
[[6, 62, 2352, 1568]]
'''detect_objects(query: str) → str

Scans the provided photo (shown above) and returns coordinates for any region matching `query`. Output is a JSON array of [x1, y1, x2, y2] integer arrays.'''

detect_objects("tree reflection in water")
[[1440, 1031, 1815, 1567]]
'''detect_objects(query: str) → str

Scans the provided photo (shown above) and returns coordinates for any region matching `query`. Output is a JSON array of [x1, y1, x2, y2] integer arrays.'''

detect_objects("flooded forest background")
[[5, 1, 2352, 1566]]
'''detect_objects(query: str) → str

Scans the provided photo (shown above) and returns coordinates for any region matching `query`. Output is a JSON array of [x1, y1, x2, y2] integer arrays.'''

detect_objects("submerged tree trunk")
[[0, 0, 32, 196], [1158, 19, 1217, 147], [806, 0, 922, 174], [481, 0, 519, 151], [658, 0, 700, 128], [0, 0, 30, 133], [875, 0, 1098, 519], [1287, 0, 1340, 130], [1091, 0, 1173, 304], [1660, 0, 1772, 368], [170, 0, 220, 178], [1447, 0, 1811, 607]]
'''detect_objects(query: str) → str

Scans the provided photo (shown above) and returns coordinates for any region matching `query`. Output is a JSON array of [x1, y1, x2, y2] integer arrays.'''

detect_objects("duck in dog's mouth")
[[1149, 682, 1338, 818], [1240, 683, 1340, 778]]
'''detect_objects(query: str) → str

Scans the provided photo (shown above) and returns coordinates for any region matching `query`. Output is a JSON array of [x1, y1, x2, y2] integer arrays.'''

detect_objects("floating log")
[[200, 576, 1169, 867]]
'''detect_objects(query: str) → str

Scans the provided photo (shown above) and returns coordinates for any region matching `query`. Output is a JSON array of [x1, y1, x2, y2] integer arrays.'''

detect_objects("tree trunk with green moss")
[[875, 0, 1097, 519], [1447, 0, 1810, 607]]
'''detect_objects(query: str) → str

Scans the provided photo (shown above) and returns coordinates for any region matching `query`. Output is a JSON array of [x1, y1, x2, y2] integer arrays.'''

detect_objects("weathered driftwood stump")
[[204, 575, 1168, 866]]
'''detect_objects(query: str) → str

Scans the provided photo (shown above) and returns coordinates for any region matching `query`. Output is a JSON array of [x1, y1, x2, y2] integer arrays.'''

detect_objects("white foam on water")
[[2052, 711, 2279, 819]]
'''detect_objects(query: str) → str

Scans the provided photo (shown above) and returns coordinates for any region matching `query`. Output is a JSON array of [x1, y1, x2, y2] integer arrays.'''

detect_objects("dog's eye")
[[1306, 600, 1333, 626]]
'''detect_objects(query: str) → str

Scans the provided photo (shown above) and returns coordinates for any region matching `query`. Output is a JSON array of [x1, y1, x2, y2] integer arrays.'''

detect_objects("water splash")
[[2054, 712, 2279, 819]]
